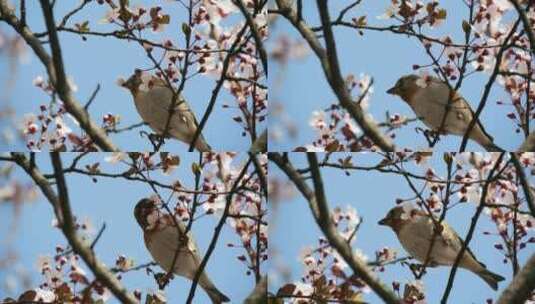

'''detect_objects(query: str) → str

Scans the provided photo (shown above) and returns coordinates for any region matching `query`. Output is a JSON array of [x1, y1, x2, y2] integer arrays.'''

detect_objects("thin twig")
[[185, 157, 253, 303]]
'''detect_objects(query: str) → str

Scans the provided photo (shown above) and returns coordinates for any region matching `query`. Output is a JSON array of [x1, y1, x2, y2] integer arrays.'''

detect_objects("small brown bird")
[[134, 198, 229, 303], [387, 74, 501, 151], [121, 71, 211, 152], [379, 205, 505, 290]]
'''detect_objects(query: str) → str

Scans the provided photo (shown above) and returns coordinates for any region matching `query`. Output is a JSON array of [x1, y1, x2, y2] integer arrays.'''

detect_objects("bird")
[[134, 198, 230, 303], [378, 204, 505, 290], [387, 74, 501, 151], [121, 71, 211, 152]]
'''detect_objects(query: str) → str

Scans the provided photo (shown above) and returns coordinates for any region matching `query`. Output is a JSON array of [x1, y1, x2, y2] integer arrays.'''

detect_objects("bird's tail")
[[194, 136, 212, 152], [199, 274, 230, 303], [476, 268, 505, 291], [470, 126, 503, 152], [481, 141, 504, 152]]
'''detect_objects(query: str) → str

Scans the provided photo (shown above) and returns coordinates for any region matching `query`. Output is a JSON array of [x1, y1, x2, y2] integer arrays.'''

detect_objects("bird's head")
[[120, 70, 143, 96], [378, 204, 424, 233], [386, 74, 420, 101], [134, 198, 158, 229]]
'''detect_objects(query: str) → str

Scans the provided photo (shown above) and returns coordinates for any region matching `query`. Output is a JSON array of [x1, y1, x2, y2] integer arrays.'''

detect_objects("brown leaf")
[[18, 290, 36, 302], [276, 283, 296, 296]]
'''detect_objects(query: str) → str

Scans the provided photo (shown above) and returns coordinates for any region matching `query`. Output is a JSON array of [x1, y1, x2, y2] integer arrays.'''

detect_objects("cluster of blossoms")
[[387, 0, 535, 135], [1, 246, 163, 303], [26, 76, 120, 151], [202, 153, 268, 276], [331, 205, 362, 241], [396, 280, 426, 304], [270, 35, 310, 65], [1, 215, 113, 303], [301, 74, 409, 151], [107, 0, 267, 141], [99, 2, 171, 32], [290, 0, 535, 148], [402, 153, 535, 267], [276, 206, 371, 303], [191, 1, 269, 139], [104, 152, 268, 278], [19, 0, 266, 151], [373, 247, 399, 273], [378, 0, 448, 28], [303, 105, 363, 151], [0, 179, 38, 207], [464, 1, 535, 133], [21, 102, 72, 151]]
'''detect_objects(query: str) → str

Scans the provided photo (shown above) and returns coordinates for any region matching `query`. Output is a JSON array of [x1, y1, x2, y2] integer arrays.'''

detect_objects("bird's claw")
[[154, 272, 174, 290], [415, 127, 440, 146]]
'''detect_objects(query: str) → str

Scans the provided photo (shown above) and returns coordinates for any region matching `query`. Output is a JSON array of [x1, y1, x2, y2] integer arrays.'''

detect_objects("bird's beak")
[[378, 217, 389, 226], [386, 86, 398, 95]]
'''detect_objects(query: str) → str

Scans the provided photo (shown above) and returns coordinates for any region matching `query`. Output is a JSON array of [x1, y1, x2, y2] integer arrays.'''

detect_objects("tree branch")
[[269, 153, 400, 304], [511, 153, 535, 217], [188, 23, 250, 151], [249, 129, 267, 153], [38, 0, 118, 151], [441, 153, 506, 303], [274, 0, 395, 151], [459, 19, 521, 151], [510, 0, 535, 55], [496, 253, 535, 304], [0, 0, 118, 151], [10, 152, 136, 303], [233, 0, 267, 75], [185, 156, 253, 303], [518, 131, 535, 151]]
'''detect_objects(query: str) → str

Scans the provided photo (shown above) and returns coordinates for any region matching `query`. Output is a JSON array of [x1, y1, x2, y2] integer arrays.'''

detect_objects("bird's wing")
[[144, 85, 202, 138], [150, 85, 191, 111], [151, 84, 202, 126], [464, 101, 495, 142], [438, 222, 463, 250], [428, 79, 494, 141], [439, 222, 485, 266], [149, 83, 210, 149], [153, 224, 187, 251], [165, 218, 204, 261]]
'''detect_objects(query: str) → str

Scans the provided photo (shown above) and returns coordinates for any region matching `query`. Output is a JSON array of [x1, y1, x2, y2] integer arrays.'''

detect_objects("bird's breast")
[[133, 87, 174, 132]]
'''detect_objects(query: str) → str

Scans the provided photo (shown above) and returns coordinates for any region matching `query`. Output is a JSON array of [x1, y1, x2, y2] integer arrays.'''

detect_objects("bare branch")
[[510, 0, 535, 55], [496, 253, 535, 304], [459, 18, 521, 151], [188, 23, 250, 151], [0, 0, 118, 151], [10, 152, 136, 303], [249, 129, 267, 153], [233, 0, 267, 75], [518, 132, 535, 151], [84, 83, 100, 111], [273, 0, 395, 151], [441, 153, 506, 303], [269, 153, 400, 304], [511, 153, 535, 217], [186, 157, 253, 303]]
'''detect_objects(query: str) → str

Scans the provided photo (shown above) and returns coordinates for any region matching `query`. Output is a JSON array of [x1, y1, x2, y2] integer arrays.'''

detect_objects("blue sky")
[[0, 0, 263, 151], [269, 152, 533, 303], [269, 1, 524, 151], [0, 153, 258, 303]]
